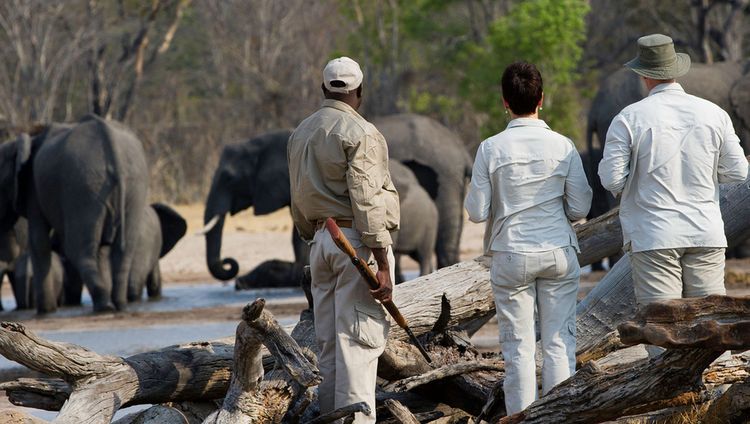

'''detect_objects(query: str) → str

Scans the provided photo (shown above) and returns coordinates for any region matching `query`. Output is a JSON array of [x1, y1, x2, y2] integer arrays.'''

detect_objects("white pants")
[[490, 247, 579, 415], [310, 227, 394, 424]]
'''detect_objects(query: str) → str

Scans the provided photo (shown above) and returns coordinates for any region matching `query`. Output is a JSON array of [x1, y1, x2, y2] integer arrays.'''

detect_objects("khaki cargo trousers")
[[310, 226, 394, 424]]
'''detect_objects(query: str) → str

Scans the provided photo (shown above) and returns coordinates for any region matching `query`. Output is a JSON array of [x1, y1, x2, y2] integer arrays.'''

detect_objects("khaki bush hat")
[[323, 57, 363, 94], [625, 34, 691, 79]]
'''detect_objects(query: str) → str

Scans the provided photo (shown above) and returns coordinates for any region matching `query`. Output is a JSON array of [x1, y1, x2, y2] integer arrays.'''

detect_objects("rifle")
[[325, 218, 433, 363]]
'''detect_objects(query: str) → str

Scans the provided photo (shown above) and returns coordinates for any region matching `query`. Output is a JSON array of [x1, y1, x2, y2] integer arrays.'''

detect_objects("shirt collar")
[[648, 82, 684, 96], [322, 99, 361, 117], [506, 117, 550, 130]]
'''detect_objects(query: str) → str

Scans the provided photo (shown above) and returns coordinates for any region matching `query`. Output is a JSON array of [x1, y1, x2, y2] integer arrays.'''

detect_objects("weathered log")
[[497, 349, 722, 424], [0, 321, 234, 423], [305, 402, 371, 424], [383, 360, 504, 393], [0, 378, 71, 411], [703, 379, 750, 424], [575, 207, 622, 266], [383, 399, 420, 424], [203, 299, 320, 424], [704, 350, 750, 385], [618, 295, 750, 349]]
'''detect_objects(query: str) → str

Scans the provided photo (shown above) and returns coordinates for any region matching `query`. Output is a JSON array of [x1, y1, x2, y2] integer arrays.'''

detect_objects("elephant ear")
[[730, 74, 750, 134], [253, 142, 291, 215], [13, 134, 32, 212], [152, 203, 187, 258]]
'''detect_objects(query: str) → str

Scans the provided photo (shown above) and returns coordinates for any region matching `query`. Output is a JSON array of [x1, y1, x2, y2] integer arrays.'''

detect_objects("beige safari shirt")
[[288, 99, 400, 248]]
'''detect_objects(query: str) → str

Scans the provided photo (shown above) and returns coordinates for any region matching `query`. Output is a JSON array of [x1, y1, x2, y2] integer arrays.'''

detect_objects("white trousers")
[[310, 227, 394, 424], [490, 247, 579, 415]]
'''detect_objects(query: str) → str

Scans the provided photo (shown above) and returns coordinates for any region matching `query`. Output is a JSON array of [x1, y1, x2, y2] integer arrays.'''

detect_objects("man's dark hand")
[[370, 268, 393, 303]]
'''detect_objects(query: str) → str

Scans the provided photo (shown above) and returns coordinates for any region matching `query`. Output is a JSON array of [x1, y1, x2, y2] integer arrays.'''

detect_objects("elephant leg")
[[28, 216, 56, 314], [146, 265, 162, 300], [62, 203, 114, 312], [110, 213, 142, 311], [394, 253, 405, 284], [11, 258, 33, 310], [62, 260, 83, 306], [127, 276, 143, 303]]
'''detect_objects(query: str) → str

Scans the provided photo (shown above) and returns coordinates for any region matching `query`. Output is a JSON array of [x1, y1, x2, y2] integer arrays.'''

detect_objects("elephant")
[[388, 160, 438, 282], [0, 114, 149, 313], [205, 121, 446, 286], [235, 259, 305, 290], [584, 61, 750, 264], [9, 203, 185, 309], [0, 219, 27, 310], [371, 114, 474, 269], [127, 203, 187, 302], [11, 251, 81, 310]]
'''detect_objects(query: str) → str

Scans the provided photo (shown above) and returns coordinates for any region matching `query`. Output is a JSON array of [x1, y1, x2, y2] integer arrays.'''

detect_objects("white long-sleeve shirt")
[[464, 118, 592, 254], [598, 82, 748, 253]]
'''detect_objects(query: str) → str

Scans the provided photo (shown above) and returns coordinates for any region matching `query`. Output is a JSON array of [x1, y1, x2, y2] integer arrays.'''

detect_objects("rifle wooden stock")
[[324, 218, 432, 362]]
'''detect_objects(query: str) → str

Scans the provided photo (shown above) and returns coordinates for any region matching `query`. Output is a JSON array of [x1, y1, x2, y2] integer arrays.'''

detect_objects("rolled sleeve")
[[464, 142, 491, 223], [345, 132, 394, 249], [564, 149, 593, 221], [599, 114, 632, 195], [717, 115, 748, 184]]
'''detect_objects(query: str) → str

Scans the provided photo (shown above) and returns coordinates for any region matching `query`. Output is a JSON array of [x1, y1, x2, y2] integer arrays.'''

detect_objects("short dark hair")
[[501, 62, 543, 115]]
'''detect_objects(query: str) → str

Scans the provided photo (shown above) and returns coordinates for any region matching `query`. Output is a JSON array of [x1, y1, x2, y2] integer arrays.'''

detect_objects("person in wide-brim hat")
[[599, 31, 747, 359], [624, 33, 690, 79]]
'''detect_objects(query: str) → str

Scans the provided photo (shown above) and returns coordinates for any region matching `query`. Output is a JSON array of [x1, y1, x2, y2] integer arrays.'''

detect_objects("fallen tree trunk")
[[618, 295, 750, 349], [0, 322, 235, 423], [498, 348, 721, 424], [495, 295, 750, 423]]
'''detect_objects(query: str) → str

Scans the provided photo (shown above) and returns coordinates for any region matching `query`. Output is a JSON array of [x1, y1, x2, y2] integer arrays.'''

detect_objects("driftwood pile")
[[1, 174, 750, 423]]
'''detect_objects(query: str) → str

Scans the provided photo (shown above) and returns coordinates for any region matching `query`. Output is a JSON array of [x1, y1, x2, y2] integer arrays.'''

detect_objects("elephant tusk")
[[196, 215, 221, 235]]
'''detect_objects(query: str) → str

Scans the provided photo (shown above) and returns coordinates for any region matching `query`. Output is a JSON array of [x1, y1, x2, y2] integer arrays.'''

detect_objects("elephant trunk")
[[204, 187, 239, 281], [435, 181, 464, 269]]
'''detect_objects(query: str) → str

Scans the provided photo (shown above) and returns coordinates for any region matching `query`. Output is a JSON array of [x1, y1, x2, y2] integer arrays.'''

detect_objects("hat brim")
[[624, 53, 691, 79]]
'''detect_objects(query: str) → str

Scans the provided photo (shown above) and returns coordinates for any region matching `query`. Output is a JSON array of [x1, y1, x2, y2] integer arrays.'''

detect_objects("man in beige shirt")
[[288, 56, 399, 423]]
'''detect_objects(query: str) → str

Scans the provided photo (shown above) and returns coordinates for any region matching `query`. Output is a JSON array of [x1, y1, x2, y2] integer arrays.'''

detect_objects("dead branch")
[[305, 402, 371, 424], [383, 399, 420, 424], [383, 360, 504, 393]]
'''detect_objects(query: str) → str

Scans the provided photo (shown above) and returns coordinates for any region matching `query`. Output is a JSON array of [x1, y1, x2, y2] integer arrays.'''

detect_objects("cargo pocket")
[[353, 302, 389, 349]]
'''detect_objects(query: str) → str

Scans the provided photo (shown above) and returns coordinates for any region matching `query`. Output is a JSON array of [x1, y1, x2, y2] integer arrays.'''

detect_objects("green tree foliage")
[[461, 0, 589, 142]]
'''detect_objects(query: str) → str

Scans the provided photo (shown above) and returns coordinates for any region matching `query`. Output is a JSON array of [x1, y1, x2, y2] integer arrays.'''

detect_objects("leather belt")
[[316, 218, 353, 230]]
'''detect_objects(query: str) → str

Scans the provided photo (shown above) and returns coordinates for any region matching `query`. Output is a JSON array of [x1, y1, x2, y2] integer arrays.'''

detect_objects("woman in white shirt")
[[464, 61, 592, 415]]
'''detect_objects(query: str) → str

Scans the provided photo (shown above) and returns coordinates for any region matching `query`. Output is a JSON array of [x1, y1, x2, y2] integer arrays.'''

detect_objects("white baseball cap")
[[323, 57, 363, 94]]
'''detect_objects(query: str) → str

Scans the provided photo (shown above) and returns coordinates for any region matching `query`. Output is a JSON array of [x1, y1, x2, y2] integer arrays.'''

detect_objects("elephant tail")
[[91, 115, 128, 251]]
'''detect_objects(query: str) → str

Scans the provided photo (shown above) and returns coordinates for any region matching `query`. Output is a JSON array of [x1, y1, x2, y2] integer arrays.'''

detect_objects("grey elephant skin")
[[372, 114, 473, 268], [0, 115, 149, 313], [0, 219, 27, 310], [128, 203, 187, 302], [204, 116, 449, 286], [7, 203, 185, 310], [12, 250, 80, 310]]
